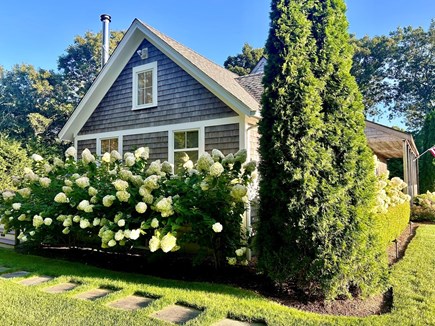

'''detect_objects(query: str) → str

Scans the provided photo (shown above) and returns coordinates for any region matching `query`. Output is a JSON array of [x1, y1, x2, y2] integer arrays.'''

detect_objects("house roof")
[[59, 19, 260, 141], [236, 71, 419, 159]]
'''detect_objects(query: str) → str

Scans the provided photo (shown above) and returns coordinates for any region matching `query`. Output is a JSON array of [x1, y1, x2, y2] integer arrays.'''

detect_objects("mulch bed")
[[18, 222, 427, 317]]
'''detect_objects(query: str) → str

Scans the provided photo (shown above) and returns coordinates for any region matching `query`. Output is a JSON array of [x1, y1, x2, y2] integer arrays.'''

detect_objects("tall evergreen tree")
[[256, 0, 387, 299], [417, 111, 435, 192]]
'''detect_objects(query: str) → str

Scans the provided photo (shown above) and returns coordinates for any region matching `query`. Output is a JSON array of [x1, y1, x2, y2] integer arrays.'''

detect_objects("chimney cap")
[[100, 14, 111, 22]]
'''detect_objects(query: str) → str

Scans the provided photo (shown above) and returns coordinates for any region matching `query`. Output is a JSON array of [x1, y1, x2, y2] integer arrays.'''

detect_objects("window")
[[132, 62, 158, 110], [100, 137, 119, 155], [173, 130, 199, 173]]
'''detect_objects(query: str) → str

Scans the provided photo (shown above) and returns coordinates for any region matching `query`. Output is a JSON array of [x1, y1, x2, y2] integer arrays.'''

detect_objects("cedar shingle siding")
[[123, 131, 168, 162], [77, 139, 96, 156], [205, 123, 239, 155], [78, 39, 237, 136]]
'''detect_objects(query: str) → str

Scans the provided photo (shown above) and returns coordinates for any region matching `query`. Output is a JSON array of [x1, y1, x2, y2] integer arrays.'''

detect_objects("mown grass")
[[0, 225, 434, 326]]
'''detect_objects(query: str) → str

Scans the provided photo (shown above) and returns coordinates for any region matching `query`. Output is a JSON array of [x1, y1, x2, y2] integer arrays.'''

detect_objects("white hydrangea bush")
[[374, 172, 411, 214], [0, 146, 257, 267]]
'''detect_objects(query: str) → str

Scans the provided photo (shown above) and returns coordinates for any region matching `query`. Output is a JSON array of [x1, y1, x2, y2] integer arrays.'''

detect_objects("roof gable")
[[59, 19, 259, 141]]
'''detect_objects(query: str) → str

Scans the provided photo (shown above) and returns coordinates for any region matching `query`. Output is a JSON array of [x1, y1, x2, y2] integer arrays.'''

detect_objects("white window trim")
[[132, 61, 158, 110], [97, 136, 122, 156], [169, 128, 204, 167]]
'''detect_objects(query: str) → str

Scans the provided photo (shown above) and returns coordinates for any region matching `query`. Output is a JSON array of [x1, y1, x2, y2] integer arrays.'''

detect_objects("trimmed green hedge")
[[376, 201, 410, 248]]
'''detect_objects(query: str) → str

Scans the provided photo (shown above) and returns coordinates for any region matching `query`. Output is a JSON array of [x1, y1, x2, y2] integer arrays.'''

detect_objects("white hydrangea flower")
[[150, 218, 159, 228], [155, 197, 174, 217], [222, 153, 235, 166], [62, 186, 73, 194], [124, 153, 136, 166], [80, 219, 91, 229], [18, 214, 27, 221], [102, 195, 116, 207], [62, 227, 70, 234], [108, 239, 117, 247], [161, 161, 173, 174], [114, 230, 124, 241], [212, 222, 223, 233], [110, 150, 122, 161], [12, 203, 21, 210], [197, 153, 214, 172], [234, 149, 247, 163], [144, 175, 160, 190], [77, 200, 91, 211], [63, 217, 72, 227], [44, 163, 53, 174], [212, 149, 225, 162], [54, 192, 69, 203], [71, 173, 80, 180], [81, 149, 96, 165], [183, 160, 194, 170], [90, 196, 98, 204], [65, 146, 77, 158], [200, 181, 209, 191], [17, 188, 31, 198], [73, 215, 81, 223], [209, 162, 224, 177], [117, 219, 126, 227], [64, 179, 73, 186], [230, 185, 248, 200], [44, 218, 53, 226], [149, 235, 160, 252], [112, 179, 129, 191], [235, 247, 247, 257], [134, 147, 149, 160], [29, 231, 35, 236], [146, 160, 162, 175], [2, 191, 15, 201], [88, 187, 98, 196], [93, 218, 101, 226], [227, 257, 237, 266], [39, 177, 51, 188], [135, 202, 147, 214], [130, 175, 144, 187], [53, 157, 64, 167], [33, 215, 44, 228], [130, 229, 140, 240], [119, 169, 133, 181], [31, 154, 44, 162], [123, 229, 132, 239], [75, 176, 90, 188], [243, 160, 257, 173], [160, 233, 177, 253], [102, 152, 111, 163], [116, 190, 130, 202]]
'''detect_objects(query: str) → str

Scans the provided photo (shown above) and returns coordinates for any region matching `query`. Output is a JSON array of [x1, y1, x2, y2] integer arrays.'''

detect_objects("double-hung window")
[[100, 137, 119, 155], [132, 62, 158, 110], [173, 130, 199, 173]]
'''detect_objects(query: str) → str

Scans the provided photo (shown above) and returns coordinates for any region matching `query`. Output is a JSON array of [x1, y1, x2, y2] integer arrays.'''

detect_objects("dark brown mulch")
[[19, 222, 424, 317]]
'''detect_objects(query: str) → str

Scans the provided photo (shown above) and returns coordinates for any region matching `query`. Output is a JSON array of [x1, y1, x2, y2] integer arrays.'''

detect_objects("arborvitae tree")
[[418, 111, 435, 192], [256, 0, 388, 299]]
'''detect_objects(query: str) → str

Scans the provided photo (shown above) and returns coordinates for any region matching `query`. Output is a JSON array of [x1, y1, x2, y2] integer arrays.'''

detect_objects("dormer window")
[[132, 62, 158, 110]]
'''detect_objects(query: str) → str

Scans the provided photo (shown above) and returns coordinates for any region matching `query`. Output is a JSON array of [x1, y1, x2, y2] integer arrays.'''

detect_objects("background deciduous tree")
[[416, 111, 435, 192], [223, 43, 264, 76]]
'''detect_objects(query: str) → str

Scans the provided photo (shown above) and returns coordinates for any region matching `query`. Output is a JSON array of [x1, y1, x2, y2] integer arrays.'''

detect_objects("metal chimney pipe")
[[100, 14, 111, 66]]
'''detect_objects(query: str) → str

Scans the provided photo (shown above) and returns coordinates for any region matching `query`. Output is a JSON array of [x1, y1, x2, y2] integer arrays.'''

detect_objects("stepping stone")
[[75, 288, 112, 301], [108, 295, 154, 310], [44, 282, 78, 294], [1, 271, 30, 279], [20, 276, 53, 286], [0, 266, 9, 272], [213, 319, 266, 326], [151, 304, 202, 325]]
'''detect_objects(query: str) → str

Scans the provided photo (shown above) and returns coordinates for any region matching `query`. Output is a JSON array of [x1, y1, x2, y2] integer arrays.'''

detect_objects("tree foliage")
[[416, 111, 435, 192], [256, 0, 387, 299], [351, 21, 435, 130], [223, 43, 265, 76]]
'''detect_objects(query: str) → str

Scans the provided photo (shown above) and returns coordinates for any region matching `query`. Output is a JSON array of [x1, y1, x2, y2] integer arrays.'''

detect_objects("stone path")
[[44, 282, 78, 294], [1, 270, 266, 325], [75, 288, 113, 301], [151, 304, 202, 324], [20, 276, 53, 286], [108, 295, 154, 310], [1, 271, 30, 279]]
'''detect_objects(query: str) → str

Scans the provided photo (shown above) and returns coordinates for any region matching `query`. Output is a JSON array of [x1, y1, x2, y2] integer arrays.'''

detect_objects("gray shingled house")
[[58, 18, 419, 198]]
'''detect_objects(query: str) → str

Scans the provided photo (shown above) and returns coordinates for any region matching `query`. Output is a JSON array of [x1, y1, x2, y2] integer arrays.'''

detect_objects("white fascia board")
[[58, 23, 144, 141], [135, 23, 255, 118]]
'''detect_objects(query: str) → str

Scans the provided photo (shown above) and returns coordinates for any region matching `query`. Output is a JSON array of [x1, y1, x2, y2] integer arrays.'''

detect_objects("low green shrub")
[[411, 191, 435, 222], [374, 174, 411, 249], [0, 146, 257, 268]]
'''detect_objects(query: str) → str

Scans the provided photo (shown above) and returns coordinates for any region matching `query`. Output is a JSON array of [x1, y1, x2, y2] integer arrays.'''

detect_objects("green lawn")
[[0, 225, 434, 326]]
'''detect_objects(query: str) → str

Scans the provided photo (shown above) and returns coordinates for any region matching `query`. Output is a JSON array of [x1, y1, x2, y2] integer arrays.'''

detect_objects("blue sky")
[[0, 0, 434, 127]]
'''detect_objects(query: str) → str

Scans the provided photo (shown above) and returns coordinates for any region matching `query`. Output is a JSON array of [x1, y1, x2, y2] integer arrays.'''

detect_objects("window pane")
[[110, 138, 118, 152], [174, 132, 185, 149], [186, 131, 199, 148], [138, 72, 145, 88], [101, 139, 110, 153], [174, 150, 198, 173], [145, 71, 153, 87], [185, 150, 198, 162], [145, 88, 153, 104], [138, 89, 145, 105]]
